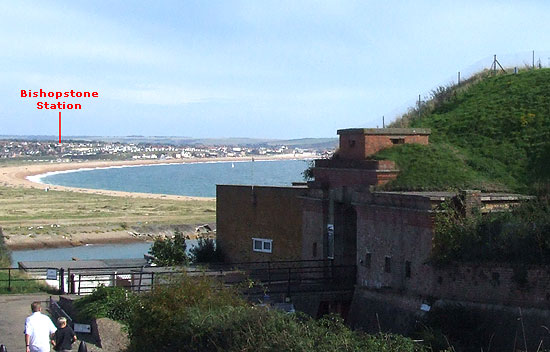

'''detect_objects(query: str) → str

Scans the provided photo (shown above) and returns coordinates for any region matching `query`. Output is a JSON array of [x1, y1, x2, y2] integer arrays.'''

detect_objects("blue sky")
[[2, 1, 550, 138]]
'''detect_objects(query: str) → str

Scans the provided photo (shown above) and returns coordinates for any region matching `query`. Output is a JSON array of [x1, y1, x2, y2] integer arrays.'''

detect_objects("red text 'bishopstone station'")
[[20, 89, 99, 110]]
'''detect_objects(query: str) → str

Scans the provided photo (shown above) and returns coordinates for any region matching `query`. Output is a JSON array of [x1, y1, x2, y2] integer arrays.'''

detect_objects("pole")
[[458, 71, 461, 85], [533, 50, 535, 69], [382, 116, 385, 128], [8, 268, 11, 291], [59, 268, 65, 294], [417, 94, 421, 118]]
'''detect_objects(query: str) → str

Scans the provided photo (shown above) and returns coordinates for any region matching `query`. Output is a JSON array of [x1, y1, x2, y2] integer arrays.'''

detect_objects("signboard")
[[74, 323, 92, 333], [46, 269, 57, 280], [327, 224, 334, 259]]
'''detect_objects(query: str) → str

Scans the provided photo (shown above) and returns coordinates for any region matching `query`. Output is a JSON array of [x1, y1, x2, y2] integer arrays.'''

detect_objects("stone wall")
[[216, 185, 306, 263]]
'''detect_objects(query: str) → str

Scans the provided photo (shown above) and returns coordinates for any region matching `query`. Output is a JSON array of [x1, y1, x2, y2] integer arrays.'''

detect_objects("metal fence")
[[0, 267, 57, 292], [4, 260, 357, 297]]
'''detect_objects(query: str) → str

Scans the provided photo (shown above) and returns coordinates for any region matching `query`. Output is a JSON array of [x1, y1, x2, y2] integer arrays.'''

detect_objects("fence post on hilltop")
[[8, 268, 11, 291]]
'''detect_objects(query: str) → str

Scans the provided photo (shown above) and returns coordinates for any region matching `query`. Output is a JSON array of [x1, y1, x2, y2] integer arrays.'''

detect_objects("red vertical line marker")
[[58, 112, 61, 143]]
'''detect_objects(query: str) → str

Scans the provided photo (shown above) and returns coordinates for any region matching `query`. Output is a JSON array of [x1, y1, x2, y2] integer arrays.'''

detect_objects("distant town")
[[0, 138, 335, 162]]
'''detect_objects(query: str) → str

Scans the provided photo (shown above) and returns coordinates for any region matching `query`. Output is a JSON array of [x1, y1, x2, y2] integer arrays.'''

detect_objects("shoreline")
[[0, 154, 313, 201], [6, 230, 211, 251], [1, 155, 312, 250]]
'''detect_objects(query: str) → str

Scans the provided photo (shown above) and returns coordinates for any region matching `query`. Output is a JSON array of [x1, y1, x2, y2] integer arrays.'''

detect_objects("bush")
[[0, 227, 11, 267], [73, 285, 139, 324], [148, 231, 189, 266], [432, 197, 550, 265], [125, 277, 426, 352], [190, 236, 224, 263]]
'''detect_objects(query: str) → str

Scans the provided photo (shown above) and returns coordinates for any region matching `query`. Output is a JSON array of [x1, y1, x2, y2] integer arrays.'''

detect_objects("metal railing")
[[0, 267, 57, 292], [7, 260, 357, 296]]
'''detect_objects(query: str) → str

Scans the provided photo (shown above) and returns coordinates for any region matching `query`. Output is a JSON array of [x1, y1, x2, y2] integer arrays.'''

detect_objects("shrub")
[[189, 236, 223, 263], [73, 285, 139, 324], [0, 227, 11, 267], [148, 231, 189, 266], [432, 197, 550, 265], [125, 276, 426, 352]]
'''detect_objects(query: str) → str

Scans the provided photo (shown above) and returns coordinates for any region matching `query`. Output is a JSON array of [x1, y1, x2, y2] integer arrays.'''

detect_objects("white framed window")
[[252, 238, 273, 253]]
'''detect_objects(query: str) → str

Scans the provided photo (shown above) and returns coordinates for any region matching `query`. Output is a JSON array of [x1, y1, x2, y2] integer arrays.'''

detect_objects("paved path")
[[0, 293, 53, 351]]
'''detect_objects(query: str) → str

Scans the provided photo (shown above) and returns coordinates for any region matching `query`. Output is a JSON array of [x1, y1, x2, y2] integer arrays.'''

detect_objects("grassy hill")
[[375, 69, 550, 193]]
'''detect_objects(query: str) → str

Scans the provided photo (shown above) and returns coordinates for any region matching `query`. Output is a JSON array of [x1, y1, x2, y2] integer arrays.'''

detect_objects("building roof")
[[337, 128, 431, 136]]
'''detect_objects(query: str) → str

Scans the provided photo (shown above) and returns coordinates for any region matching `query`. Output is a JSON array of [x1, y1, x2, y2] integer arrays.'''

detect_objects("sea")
[[32, 159, 310, 198], [12, 159, 309, 266]]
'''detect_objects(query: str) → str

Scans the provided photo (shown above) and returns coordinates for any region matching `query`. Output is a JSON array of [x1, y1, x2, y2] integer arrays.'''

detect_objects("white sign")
[[46, 269, 57, 280], [74, 323, 92, 333]]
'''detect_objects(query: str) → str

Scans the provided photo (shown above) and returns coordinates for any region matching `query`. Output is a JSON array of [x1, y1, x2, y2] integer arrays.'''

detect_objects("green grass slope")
[[377, 69, 550, 193]]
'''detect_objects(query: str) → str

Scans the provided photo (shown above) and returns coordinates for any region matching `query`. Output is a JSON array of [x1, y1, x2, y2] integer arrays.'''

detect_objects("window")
[[348, 139, 356, 147], [312, 242, 317, 258], [390, 138, 405, 145], [252, 238, 273, 253], [364, 252, 372, 268], [384, 256, 392, 273], [405, 261, 411, 278]]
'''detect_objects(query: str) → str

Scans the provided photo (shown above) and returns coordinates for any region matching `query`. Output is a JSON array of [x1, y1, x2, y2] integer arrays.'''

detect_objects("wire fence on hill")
[[385, 50, 550, 125]]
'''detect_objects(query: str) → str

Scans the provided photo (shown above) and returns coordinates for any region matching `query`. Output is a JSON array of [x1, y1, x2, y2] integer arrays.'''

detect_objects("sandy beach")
[[0, 154, 311, 201]]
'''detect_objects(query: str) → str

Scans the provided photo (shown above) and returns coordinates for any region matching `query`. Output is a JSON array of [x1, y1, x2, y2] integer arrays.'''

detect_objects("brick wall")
[[216, 185, 306, 263], [337, 129, 430, 160], [355, 199, 434, 291], [301, 197, 326, 261], [429, 264, 550, 309]]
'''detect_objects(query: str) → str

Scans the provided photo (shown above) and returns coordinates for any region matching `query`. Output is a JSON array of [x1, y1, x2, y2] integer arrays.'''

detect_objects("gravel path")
[[0, 293, 54, 351]]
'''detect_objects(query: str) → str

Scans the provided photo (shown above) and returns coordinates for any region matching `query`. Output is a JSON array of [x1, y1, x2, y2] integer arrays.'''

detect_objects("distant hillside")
[[374, 69, 550, 193]]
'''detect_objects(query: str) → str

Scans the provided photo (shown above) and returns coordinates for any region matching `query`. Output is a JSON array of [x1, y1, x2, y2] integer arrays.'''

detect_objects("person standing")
[[25, 301, 57, 352], [51, 317, 77, 352]]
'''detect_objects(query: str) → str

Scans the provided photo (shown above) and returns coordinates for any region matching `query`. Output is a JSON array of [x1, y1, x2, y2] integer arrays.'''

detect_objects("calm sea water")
[[38, 159, 309, 197], [11, 240, 199, 267]]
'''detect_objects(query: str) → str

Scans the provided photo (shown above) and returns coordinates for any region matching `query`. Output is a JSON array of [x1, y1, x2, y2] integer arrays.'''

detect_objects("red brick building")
[[216, 128, 544, 338]]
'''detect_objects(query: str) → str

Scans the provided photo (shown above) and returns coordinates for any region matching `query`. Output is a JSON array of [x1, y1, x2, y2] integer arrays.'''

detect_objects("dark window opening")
[[390, 138, 405, 145], [384, 256, 391, 273], [364, 252, 371, 268], [348, 139, 356, 147], [405, 261, 411, 278], [312, 242, 317, 258]]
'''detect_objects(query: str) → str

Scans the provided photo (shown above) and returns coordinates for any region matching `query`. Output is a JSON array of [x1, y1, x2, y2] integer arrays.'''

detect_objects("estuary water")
[[11, 240, 199, 267], [36, 159, 309, 197]]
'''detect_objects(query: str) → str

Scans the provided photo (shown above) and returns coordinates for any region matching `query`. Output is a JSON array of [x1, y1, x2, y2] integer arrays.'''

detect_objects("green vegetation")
[[0, 270, 53, 294], [189, 236, 224, 263], [380, 69, 550, 193], [432, 197, 550, 266], [73, 285, 139, 323], [0, 227, 10, 266], [0, 184, 215, 240], [148, 231, 190, 266], [0, 227, 53, 294], [76, 278, 427, 352]]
